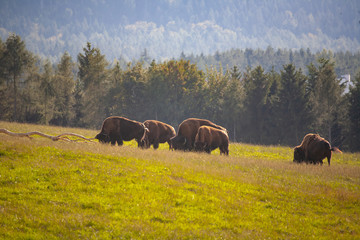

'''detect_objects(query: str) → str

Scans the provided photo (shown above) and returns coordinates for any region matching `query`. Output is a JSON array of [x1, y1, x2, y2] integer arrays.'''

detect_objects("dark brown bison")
[[95, 116, 148, 146], [170, 118, 227, 151], [293, 133, 342, 165], [139, 120, 176, 149], [194, 126, 229, 155], [293, 133, 316, 163]]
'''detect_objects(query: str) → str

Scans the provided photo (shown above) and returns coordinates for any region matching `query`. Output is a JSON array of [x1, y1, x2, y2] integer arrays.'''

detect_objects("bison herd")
[[95, 116, 341, 165], [95, 117, 229, 155]]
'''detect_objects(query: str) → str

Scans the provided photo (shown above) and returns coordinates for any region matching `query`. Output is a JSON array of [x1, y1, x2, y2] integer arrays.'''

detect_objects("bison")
[[293, 133, 317, 163], [139, 120, 176, 149], [293, 133, 342, 165], [194, 126, 229, 155], [170, 118, 227, 151], [95, 116, 148, 146]]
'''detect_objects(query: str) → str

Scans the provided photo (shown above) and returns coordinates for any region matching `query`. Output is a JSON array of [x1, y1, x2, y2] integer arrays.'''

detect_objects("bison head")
[[170, 135, 187, 150], [194, 141, 206, 152], [293, 147, 305, 163], [95, 133, 110, 143], [138, 134, 150, 149]]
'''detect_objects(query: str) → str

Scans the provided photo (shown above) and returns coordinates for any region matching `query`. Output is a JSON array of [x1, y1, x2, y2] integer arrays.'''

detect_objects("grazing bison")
[[293, 133, 317, 163], [95, 116, 148, 146], [170, 118, 227, 151], [293, 133, 342, 165], [139, 120, 176, 149], [194, 126, 229, 155]]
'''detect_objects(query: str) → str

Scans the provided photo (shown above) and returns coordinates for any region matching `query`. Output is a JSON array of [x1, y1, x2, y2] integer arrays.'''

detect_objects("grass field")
[[0, 121, 359, 239]]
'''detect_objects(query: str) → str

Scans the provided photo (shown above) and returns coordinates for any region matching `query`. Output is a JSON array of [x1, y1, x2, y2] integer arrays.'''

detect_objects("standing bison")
[[95, 116, 148, 146], [170, 118, 227, 151], [139, 120, 176, 149], [293, 133, 342, 165], [195, 126, 229, 155]]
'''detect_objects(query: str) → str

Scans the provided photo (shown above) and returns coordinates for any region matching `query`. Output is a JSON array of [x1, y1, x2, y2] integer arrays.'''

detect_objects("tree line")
[[1, 34, 359, 151], [183, 47, 360, 79]]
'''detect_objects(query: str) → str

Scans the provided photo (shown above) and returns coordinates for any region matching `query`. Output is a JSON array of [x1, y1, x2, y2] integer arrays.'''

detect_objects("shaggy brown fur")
[[293, 133, 342, 165], [194, 126, 229, 155], [95, 116, 148, 146], [140, 120, 176, 149], [170, 118, 227, 151], [293, 133, 318, 163]]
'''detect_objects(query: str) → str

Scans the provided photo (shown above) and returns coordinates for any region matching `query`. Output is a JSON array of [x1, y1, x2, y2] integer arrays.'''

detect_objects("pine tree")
[[243, 66, 272, 143], [146, 60, 169, 121], [203, 65, 228, 124], [347, 72, 360, 151], [222, 65, 244, 141], [265, 67, 281, 144], [1, 34, 34, 121], [51, 52, 75, 126], [307, 58, 345, 144], [105, 61, 123, 117], [21, 61, 42, 123], [77, 42, 109, 128], [0, 38, 5, 85], [276, 64, 310, 145], [0, 38, 10, 120], [178, 60, 205, 120], [121, 62, 148, 120], [73, 79, 85, 127], [39, 60, 55, 125]]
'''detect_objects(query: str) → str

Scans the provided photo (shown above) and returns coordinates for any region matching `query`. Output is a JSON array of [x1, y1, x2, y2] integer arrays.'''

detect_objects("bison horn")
[[140, 123, 148, 142]]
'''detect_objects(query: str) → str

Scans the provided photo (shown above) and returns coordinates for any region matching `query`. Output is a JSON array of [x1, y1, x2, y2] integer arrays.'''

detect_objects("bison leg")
[[110, 137, 117, 145], [304, 156, 313, 164], [205, 147, 211, 154], [326, 152, 331, 166], [109, 134, 120, 146], [223, 145, 229, 155], [137, 139, 144, 148], [220, 147, 224, 155], [167, 140, 172, 150], [116, 138, 123, 146], [153, 141, 159, 149], [220, 146, 229, 155], [142, 138, 151, 148], [185, 138, 193, 151], [327, 156, 331, 166], [194, 142, 203, 152]]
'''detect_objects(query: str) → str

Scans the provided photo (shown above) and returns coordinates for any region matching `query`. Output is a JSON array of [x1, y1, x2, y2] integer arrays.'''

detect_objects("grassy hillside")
[[0, 121, 359, 239]]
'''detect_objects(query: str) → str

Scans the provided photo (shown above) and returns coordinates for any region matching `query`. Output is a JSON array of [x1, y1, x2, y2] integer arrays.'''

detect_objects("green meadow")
[[0, 121, 359, 239]]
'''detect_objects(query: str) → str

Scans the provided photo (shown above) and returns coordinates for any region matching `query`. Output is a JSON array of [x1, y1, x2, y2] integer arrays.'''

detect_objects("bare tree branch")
[[0, 129, 96, 143]]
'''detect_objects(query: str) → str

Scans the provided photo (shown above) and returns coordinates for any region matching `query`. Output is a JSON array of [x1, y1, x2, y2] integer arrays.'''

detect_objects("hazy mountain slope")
[[0, 0, 359, 62]]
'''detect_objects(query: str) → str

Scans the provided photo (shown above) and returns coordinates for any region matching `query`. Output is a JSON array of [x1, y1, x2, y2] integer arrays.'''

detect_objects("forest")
[[1, 34, 360, 151]]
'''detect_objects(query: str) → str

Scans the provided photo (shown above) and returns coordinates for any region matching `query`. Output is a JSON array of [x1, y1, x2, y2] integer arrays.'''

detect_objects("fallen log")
[[0, 128, 96, 143]]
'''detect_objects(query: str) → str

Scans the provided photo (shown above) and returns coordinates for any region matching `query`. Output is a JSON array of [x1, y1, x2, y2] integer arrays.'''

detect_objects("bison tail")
[[331, 147, 342, 153]]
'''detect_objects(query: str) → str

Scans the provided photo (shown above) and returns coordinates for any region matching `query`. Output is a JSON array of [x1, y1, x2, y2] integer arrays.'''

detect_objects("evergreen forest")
[[1, 34, 360, 152]]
